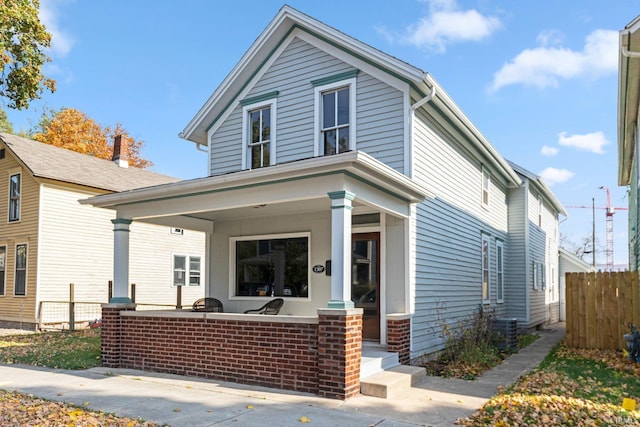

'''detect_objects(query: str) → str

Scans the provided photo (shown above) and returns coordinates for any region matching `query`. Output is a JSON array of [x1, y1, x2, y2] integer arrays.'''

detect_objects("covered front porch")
[[83, 151, 428, 398]]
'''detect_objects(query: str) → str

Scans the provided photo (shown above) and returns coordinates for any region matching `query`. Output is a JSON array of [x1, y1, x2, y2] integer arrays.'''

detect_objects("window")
[[248, 106, 271, 168], [538, 195, 543, 227], [14, 244, 26, 296], [232, 233, 309, 298], [173, 255, 201, 286], [533, 261, 545, 290], [9, 173, 20, 222], [313, 72, 356, 156], [241, 93, 277, 170], [482, 167, 490, 208], [496, 241, 504, 303], [321, 87, 350, 155], [482, 234, 490, 303], [0, 246, 5, 295]]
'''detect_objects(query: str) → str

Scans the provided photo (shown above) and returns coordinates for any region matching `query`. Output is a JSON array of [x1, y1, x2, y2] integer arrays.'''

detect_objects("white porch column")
[[327, 191, 355, 309], [111, 218, 132, 303]]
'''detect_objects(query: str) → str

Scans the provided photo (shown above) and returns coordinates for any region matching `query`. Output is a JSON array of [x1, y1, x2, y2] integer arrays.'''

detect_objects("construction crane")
[[566, 186, 628, 271]]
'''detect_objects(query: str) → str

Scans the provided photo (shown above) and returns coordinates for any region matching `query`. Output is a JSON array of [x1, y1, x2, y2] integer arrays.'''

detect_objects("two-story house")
[[0, 133, 205, 330], [85, 6, 565, 398]]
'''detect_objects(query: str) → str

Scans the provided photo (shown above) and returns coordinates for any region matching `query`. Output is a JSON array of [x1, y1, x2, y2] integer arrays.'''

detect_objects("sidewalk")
[[0, 324, 565, 426]]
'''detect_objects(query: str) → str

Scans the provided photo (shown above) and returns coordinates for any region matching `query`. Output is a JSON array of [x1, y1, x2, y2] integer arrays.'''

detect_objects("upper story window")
[[481, 166, 490, 209], [241, 91, 278, 170], [8, 173, 20, 222], [321, 87, 349, 155], [312, 70, 358, 157]]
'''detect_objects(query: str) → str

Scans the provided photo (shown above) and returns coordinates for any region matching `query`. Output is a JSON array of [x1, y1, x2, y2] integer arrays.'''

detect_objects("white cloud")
[[39, 0, 74, 57], [541, 145, 559, 156], [558, 131, 610, 154], [490, 29, 618, 91], [539, 167, 574, 186], [398, 0, 502, 53]]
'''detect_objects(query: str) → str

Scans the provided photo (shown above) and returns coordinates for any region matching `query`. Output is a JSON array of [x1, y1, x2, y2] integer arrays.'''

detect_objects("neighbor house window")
[[482, 234, 490, 303], [312, 71, 357, 156], [241, 93, 277, 170], [173, 255, 201, 286], [481, 167, 490, 208], [0, 246, 5, 295], [496, 241, 504, 303], [538, 195, 543, 227], [232, 233, 309, 298], [14, 244, 26, 296], [9, 173, 20, 222]]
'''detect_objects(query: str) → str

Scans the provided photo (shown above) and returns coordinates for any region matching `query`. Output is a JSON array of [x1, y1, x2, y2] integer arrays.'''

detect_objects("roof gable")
[[508, 160, 567, 216], [0, 133, 179, 192]]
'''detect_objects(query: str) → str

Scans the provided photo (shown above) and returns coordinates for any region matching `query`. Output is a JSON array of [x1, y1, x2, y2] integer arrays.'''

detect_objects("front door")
[[352, 232, 380, 340]]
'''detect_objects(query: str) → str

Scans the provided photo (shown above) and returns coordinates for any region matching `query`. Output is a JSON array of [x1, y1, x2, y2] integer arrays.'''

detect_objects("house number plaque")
[[312, 264, 325, 273]]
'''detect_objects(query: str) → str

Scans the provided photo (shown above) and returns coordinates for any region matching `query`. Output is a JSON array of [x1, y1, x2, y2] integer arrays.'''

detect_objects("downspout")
[[411, 85, 437, 112], [621, 30, 640, 58], [408, 85, 437, 177], [195, 143, 207, 153]]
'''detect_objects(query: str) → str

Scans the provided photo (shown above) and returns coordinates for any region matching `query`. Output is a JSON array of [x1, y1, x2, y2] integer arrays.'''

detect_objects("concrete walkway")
[[0, 324, 565, 426]]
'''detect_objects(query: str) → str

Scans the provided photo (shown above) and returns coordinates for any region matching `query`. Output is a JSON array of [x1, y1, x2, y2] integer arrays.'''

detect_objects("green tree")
[[0, 0, 56, 110], [0, 107, 13, 133]]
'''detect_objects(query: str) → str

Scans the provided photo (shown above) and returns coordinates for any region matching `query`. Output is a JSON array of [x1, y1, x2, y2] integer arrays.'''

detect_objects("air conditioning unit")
[[494, 318, 518, 351]]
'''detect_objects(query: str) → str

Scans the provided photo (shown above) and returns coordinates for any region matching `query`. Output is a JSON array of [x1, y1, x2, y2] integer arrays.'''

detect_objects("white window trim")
[[0, 245, 6, 296], [14, 242, 27, 297], [242, 98, 277, 170], [313, 77, 356, 157], [8, 169, 21, 223], [481, 166, 490, 210], [172, 254, 202, 287], [496, 240, 504, 303], [482, 234, 490, 304], [229, 231, 311, 301]]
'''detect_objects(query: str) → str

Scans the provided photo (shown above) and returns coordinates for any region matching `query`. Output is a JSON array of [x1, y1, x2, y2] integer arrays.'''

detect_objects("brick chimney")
[[112, 134, 129, 168]]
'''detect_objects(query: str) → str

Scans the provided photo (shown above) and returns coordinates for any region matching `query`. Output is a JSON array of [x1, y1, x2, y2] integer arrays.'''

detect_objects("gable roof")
[[508, 160, 567, 216], [0, 133, 179, 192], [180, 5, 521, 187]]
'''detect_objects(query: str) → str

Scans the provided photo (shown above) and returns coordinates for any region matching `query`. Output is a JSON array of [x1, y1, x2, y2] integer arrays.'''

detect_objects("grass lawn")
[[0, 328, 101, 369], [458, 344, 640, 426]]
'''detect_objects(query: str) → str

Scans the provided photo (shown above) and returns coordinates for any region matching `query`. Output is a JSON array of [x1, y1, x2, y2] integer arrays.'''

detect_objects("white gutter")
[[411, 85, 436, 111], [621, 29, 640, 57]]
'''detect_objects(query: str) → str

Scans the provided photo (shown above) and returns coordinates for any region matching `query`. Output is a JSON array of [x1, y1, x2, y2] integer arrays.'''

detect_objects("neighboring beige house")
[[0, 133, 205, 329]]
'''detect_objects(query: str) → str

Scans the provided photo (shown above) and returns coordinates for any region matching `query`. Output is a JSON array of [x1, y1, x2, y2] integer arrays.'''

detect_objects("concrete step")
[[360, 350, 400, 379], [360, 365, 426, 398]]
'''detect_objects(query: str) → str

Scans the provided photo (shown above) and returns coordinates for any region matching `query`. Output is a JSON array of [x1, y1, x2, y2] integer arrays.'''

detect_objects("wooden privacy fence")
[[566, 271, 640, 350]]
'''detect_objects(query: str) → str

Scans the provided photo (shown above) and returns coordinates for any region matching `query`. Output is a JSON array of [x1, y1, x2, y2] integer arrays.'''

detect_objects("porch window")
[[232, 233, 309, 298], [14, 244, 26, 296], [9, 173, 20, 222], [482, 234, 490, 303], [0, 246, 5, 295], [496, 241, 504, 303], [173, 255, 201, 286]]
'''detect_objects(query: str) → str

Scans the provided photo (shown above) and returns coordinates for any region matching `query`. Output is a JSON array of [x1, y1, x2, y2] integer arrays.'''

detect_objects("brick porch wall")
[[386, 313, 411, 365], [317, 308, 363, 399]]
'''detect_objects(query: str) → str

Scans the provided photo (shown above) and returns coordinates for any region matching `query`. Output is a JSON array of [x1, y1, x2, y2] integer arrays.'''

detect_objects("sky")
[[4, 0, 639, 266]]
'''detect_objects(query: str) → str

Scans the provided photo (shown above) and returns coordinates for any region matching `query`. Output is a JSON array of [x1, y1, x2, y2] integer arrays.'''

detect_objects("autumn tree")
[[33, 108, 152, 168], [0, 107, 13, 133], [1, 0, 56, 109]]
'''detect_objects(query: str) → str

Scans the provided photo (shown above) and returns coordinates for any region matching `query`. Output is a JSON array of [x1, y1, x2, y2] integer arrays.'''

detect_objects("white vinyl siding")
[[208, 36, 406, 175], [505, 185, 527, 322], [37, 184, 206, 306]]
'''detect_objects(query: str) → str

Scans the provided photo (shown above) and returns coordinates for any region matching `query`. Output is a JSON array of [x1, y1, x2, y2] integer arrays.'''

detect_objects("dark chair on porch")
[[192, 297, 224, 312], [243, 298, 284, 315]]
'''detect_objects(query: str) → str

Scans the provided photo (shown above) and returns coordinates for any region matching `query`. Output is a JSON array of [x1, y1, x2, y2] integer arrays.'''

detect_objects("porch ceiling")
[[80, 151, 431, 231]]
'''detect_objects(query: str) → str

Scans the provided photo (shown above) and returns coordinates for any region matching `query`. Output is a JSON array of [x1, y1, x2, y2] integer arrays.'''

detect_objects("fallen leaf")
[[299, 416, 311, 423]]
